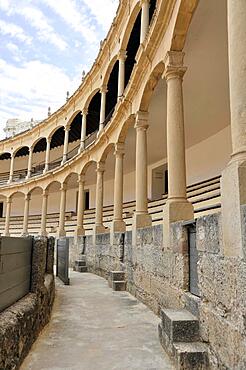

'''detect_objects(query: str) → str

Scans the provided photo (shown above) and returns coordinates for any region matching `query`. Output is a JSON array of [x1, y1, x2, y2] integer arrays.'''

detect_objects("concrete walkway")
[[21, 271, 174, 370]]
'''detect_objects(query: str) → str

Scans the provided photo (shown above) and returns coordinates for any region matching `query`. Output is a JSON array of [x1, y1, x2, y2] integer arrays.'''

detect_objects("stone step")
[[74, 260, 87, 267], [173, 342, 209, 370], [108, 271, 125, 288], [77, 266, 88, 273], [112, 281, 126, 291], [73, 258, 87, 273], [161, 309, 199, 342]]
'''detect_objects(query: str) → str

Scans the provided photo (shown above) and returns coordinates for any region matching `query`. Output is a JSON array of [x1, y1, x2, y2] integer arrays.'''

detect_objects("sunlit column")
[[22, 193, 31, 236], [40, 189, 48, 236], [4, 197, 12, 236], [99, 86, 107, 131], [58, 183, 67, 237], [112, 143, 125, 232], [94, 162, 106, 233], [133, 111, 151, 229], [8, 154, 14, 183], [26, 146, 33, 179], [75, 174, 85, 236], [62, 126, 70, 164], [140, 0, 150, 44], [44, 137, 51, 173], [79, 109, 88, 152], [118, 50, 127, 99]]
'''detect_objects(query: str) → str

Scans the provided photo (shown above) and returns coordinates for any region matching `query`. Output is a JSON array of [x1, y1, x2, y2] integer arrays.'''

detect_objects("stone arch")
[[170, 0, 199, 51], [138, 61, 165, 112], [120, 2, 141, 51], [62, 171, 79, 185], [81, 160, 97, 176], [99, 143, 115, 163], [117, 114, 136, 144], [84, 88, 100, 110], [45, 180, 61, 192], [102, 54, 118, 88], [27, 185, 44, 195], [9, 190, 25, 200]]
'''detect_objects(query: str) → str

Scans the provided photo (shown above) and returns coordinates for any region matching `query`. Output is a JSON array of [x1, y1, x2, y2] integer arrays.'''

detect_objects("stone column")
[[4, 197, 12, 236], [94, 162, 106, 234], [26, 146, 33, 179], [118, 50, 127, 99], [79, 109, 88, 152], [133, 111, 152, 229], [43, 137, 51, 173], [112, 143, 126, 233], [58, 183, 67, 237], [8, 154, 14, 183], [40, 189, 48, 236], [163, 51, 193, 244], [140, 0, 150, 44], [99, 86, 107, 132], [221, 0, 246, 257], [75, 175, 85, 236], [62, 126, 69, 164], [22, 193, 31, 236]]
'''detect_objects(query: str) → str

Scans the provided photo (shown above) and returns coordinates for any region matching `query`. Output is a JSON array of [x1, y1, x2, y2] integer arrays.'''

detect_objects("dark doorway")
[[85, 190, 90, 210], [0, 202, 3, 218], [187, 223, 200, 297]]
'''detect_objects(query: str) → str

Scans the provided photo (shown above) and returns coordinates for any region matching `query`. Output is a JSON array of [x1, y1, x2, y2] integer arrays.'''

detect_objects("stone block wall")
[[0, 236, 55, 370], [79, 212, 246, 369]]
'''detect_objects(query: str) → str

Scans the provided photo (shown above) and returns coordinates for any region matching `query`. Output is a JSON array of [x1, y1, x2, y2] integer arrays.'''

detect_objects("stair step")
[[112, 280, 126, 291], [161, 309, 199, 342], [173, 342, 209, 370], [110, 271, 125, 281], [77, 266, 88, 273]]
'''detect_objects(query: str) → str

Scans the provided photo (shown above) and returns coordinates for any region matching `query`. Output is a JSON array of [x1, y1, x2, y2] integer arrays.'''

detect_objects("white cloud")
[[42, 0, 98, 43], [82, 0, 119, 31], [14, 5, 68, 51], [0, 58, 79, 138], [0, 19, 32, 44]]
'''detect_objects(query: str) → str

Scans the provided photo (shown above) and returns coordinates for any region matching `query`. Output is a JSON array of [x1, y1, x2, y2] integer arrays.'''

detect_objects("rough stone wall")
[[81, 213, 246, 369], [0, 236, 55, 370]]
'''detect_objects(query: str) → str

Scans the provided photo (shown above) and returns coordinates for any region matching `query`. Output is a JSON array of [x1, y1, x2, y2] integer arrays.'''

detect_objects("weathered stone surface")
[[0, 236, 55, 370]]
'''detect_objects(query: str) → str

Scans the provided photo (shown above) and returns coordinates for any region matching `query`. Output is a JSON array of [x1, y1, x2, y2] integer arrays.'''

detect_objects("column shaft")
[[8, 155, 14, 183], [118, 51, 127, 99], [44, 138, 51, 173], [76, 176, 85, 236], [26, 147, 33, 179], [140, 0, 150, 44], [41, 191, 48, 236], [4, 198, 12, 236], [58, 185, 67, 237], [80, 110, 88, 152], [62, 127, 69, 163], [112, 144, 126, 233], [228, 0, 246, 158], [99, 88, 107, 131], [22, 194, 30, 236]]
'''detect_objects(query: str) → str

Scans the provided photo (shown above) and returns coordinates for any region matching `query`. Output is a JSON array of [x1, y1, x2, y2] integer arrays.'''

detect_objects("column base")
[[111, 220, 126, 233], [40, 230, 48, 237], [163, 200, 194, 248], [132, 212, 152, 229], [74, 226, 85, 238], [94, 224, 108, 234], [43, 167, 48, 174], [221, 159, 246, 258], [57, 229, 66, 238]]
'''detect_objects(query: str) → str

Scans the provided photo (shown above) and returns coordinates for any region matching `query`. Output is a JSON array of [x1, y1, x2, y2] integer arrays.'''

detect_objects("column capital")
[[96, 161, 105, 173], [29, 145, 34, 153], [163, 51, 187, 81], [60, 183, 67, 191], [114, 142, 125, 156], [43, 189, 49, 197], [6, 197, 12, 204], [64, 124, 70, 132], [46, 135, 51, 144], [78, 174, 85, 184], [140, 0, 150, 5], [100, 85, 108, 94], [25, 193, 31, 201], [118, 49, 127, 61], [81, 108, 88, 116], [135, 111, 149, 130]]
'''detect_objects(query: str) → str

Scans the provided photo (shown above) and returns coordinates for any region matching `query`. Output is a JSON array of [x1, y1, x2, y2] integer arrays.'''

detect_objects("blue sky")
[[0, 0, 119, 138]]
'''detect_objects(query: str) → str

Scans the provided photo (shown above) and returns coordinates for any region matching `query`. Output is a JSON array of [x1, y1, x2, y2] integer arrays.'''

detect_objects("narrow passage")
[[21, 271, 174, 370]]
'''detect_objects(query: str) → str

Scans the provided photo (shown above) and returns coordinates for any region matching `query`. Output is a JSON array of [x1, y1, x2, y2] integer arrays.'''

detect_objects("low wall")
[[79, 213, 246, 369], [0, 236, 55, 370]]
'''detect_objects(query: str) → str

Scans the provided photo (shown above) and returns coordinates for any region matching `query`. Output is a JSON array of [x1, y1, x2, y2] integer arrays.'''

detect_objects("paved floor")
[[21, 271, 174, 370]]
